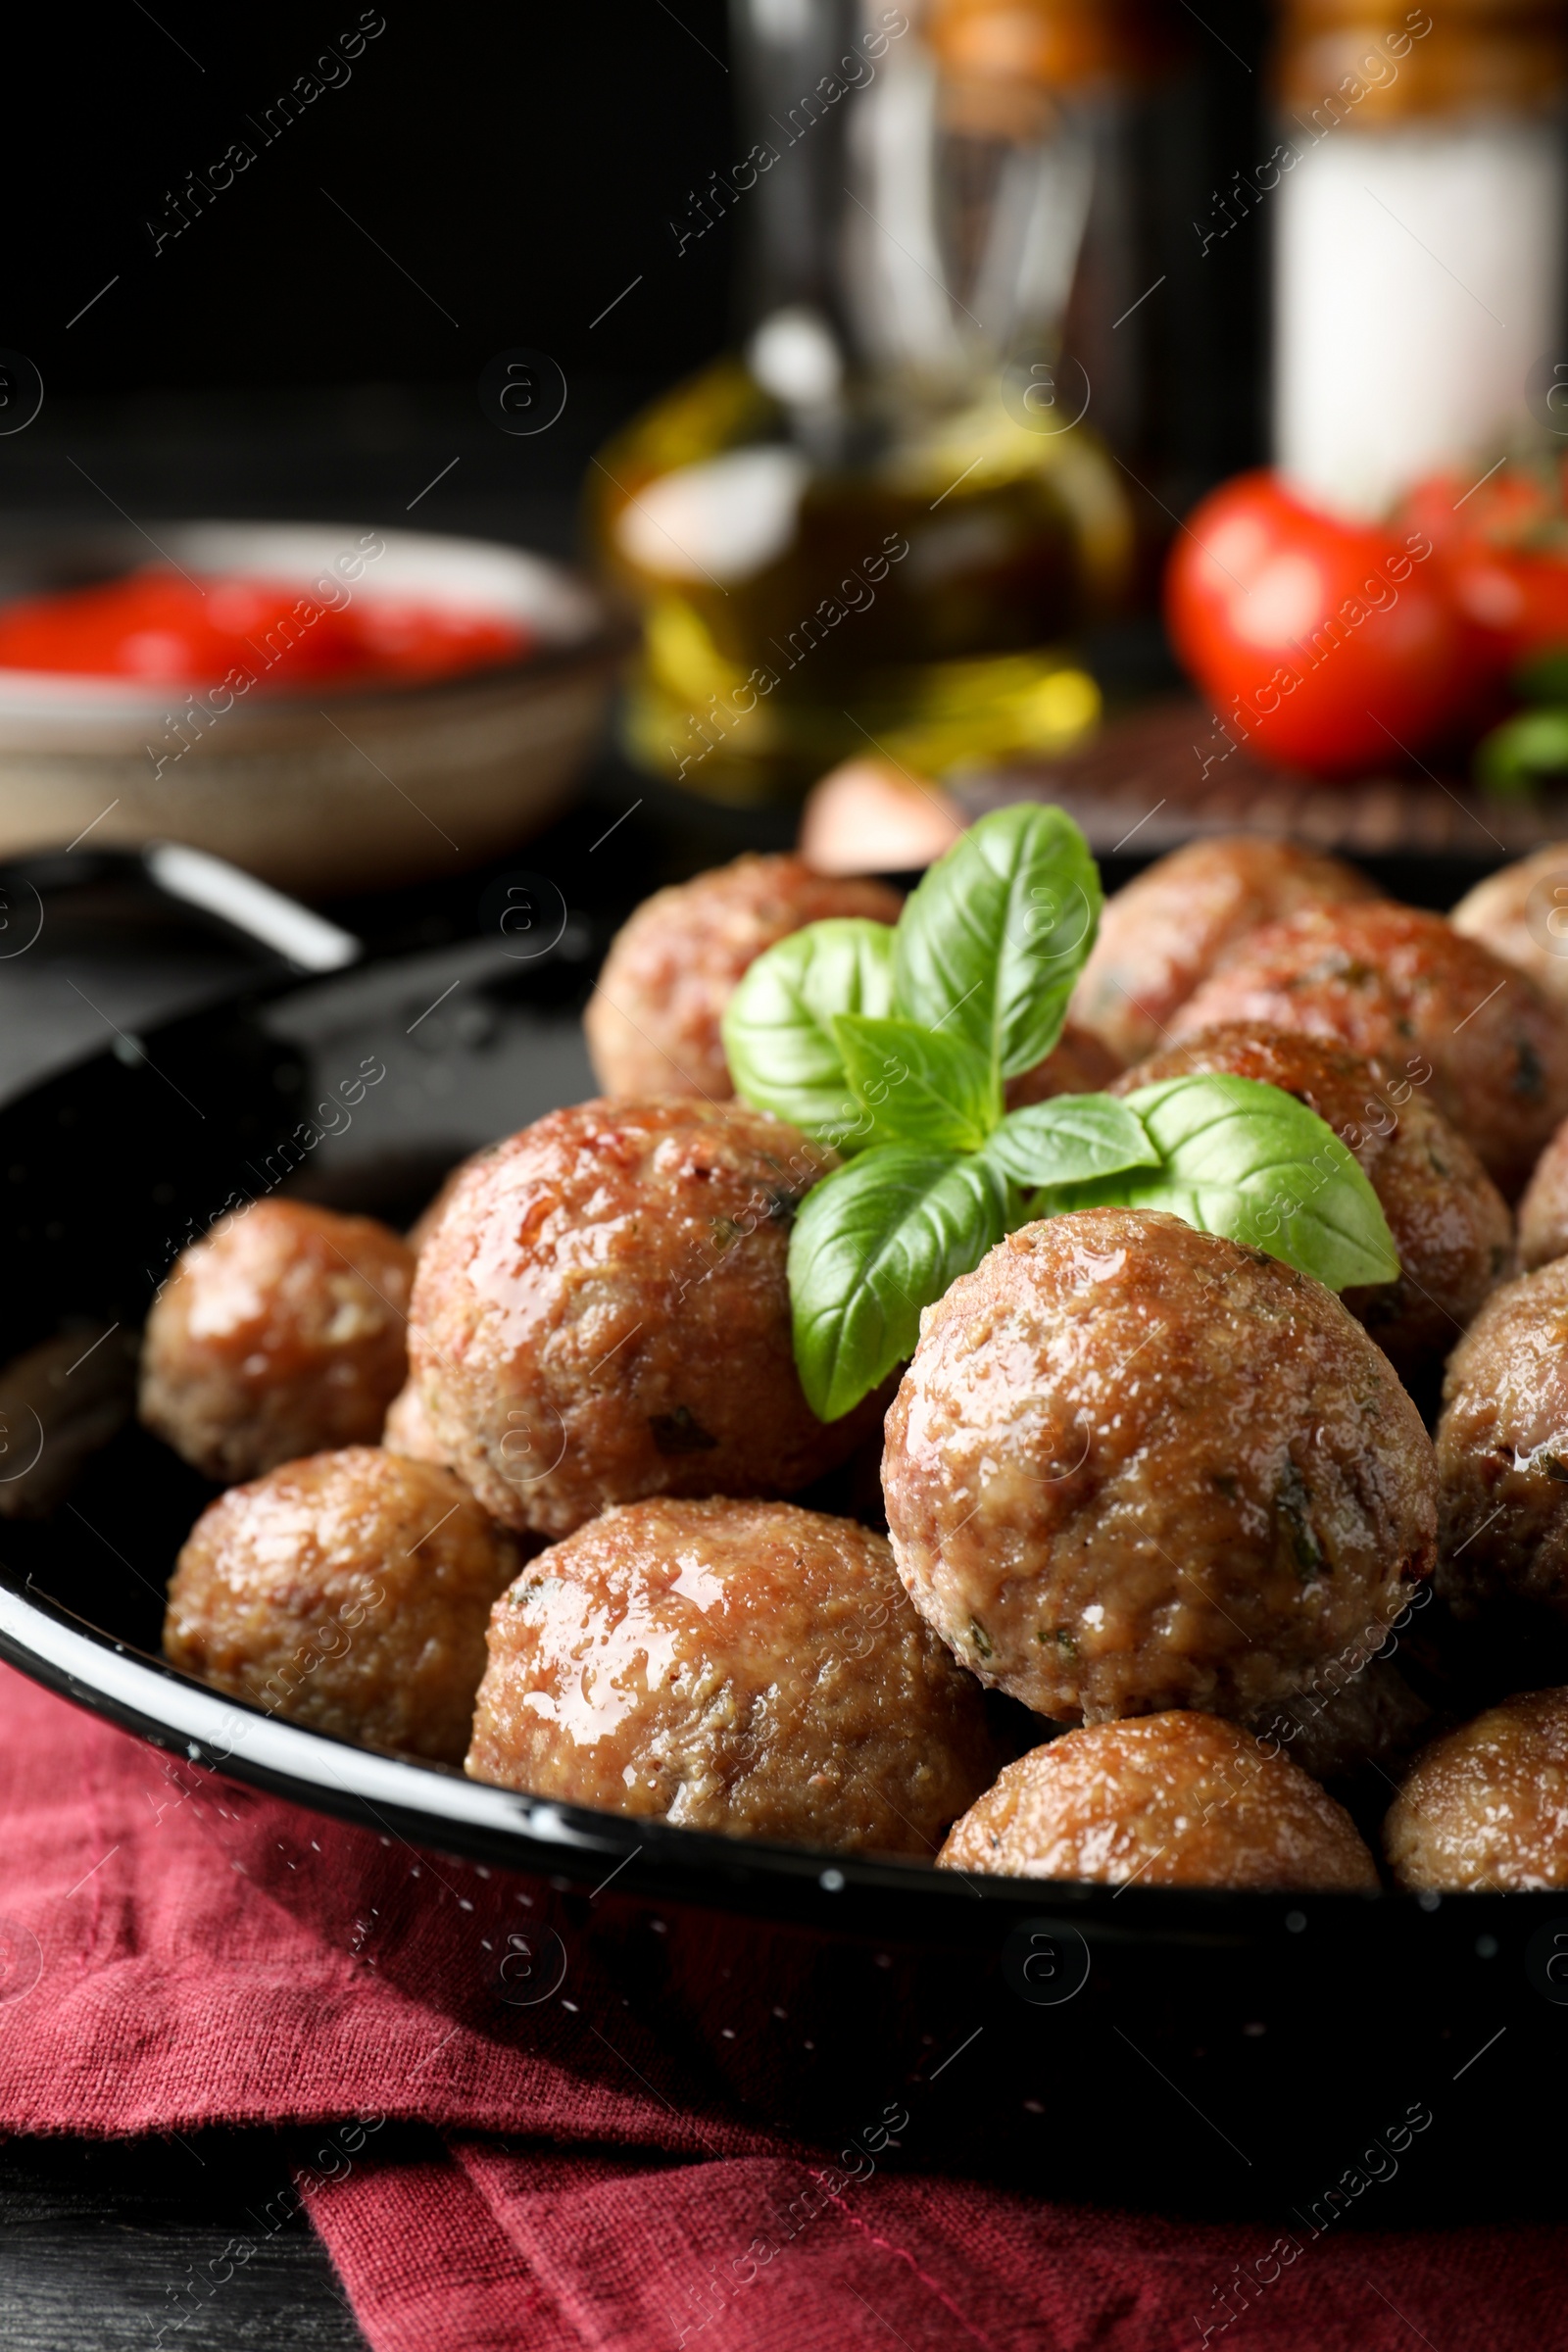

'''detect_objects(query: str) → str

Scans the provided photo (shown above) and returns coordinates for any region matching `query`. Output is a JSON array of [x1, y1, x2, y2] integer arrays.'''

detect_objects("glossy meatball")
[[466, 1497, 998, 1855], [1004, 1021, 1123, 1111], [1112, 1026, 1512, 1379], [1436, 1256, 1568, 1624], [1450, 842, 1568, 1012], [164, 1446, 523, 1764], [1385, 1687, 1568, 1891], [407, 1158, 473, 1257], [140, 1200, 416, 1483], [1517, 1113, 1568, 1270], [1172, 902, 1568, 1200], [408, 1099, 876, 1539], [585, 854, 903, 1101], [382, 1375, 450, 1468], [1070, 836, 1376, 1063], [939, 1713, 1378, 1888], [1253, 1651, 1435, 1789], [882, 1207, 1437, 1723]]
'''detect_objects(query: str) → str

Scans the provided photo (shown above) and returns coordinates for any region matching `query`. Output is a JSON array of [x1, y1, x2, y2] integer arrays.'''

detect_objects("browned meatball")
[[882, 1207, 1437, 1724], [164, 1446, 523, 1764], [408, 1099, 876, 1539], [1111, 1026, 1512, 1380], [1070, 836, 1376, 1063], [1385, 1687, 1568, 1890], [407, 1158, 473, 1257], [1450, 843, 1568, 1012], [466, 1497, 998, 1855], [1004, 1021, 1123, 1111], [1517, 1113, 1568, 1270], [1254, 1651, 1435, 1788], [939, 1713, 1378, 1888], [140, 1200, 416, 1483], [585, 854, 903, 1101], [1171, 902, 1568, 1200], [382, 1376, 450, 1468], [1435, 1256, 1568, 1624]]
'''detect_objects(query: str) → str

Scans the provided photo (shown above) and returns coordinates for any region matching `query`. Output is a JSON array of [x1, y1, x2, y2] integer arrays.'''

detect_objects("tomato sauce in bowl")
[[0, 568, 532, 693]]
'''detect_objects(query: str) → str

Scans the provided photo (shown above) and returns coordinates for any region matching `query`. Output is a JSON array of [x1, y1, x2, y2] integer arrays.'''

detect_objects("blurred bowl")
[[0, 519, 628, 897]]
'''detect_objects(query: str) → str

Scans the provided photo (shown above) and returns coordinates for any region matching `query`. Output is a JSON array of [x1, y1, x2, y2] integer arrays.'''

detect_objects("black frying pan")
[[0, 842, 1557, 2216]]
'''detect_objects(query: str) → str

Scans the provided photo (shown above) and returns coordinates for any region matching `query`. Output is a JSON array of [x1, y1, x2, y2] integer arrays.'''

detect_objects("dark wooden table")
[[958, 696, 1568, 864], [0, 2133, 364, 2350]]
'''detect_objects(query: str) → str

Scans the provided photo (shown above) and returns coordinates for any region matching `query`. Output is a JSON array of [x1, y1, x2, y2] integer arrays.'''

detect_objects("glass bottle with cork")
[[589, 0, 1182, 806]]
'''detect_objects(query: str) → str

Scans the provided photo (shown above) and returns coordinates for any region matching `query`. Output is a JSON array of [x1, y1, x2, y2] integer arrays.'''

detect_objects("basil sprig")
[[721, 918, 895, 1143], [789, 1151, 1012, 1422], [723, 807, 1402, 1420], [1034, 1075, 1401, 1295], [894, 800, 1100, 1079]]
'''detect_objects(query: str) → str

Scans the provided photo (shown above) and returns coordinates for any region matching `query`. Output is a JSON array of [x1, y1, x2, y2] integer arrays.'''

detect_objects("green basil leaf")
[[893, 804, 1102, 1082], [832, 1013, 1001, 1152], [1474, 706, 1568, 797], [1039, 1074, 1401, 1292], [986, 1093, 1159, 1188], [723, 918, 896, 1149], [789, 1147, 1011, 1419]]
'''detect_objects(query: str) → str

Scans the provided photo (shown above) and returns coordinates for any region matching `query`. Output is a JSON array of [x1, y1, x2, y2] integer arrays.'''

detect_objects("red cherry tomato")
[[1166, 470, 1480, 777], [1402, 457, 1568, 673]]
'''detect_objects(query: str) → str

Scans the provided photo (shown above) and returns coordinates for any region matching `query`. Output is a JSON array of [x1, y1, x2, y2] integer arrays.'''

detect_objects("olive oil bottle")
[[588, 0, 1168, 806]]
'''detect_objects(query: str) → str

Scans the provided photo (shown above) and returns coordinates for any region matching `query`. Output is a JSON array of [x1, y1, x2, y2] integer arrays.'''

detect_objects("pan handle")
[[141, 842, 362, 973]]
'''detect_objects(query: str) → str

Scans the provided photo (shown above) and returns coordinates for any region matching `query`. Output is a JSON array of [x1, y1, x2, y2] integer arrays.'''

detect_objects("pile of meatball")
[[143, 832, 1568, 1895]]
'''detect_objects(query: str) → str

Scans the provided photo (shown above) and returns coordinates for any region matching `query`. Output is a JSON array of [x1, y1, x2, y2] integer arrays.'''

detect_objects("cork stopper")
[[1276, 0, 1568, 123], [927, 0, 1184, 138]]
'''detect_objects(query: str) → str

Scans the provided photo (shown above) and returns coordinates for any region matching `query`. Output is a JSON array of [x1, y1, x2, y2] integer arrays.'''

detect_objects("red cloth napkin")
[[0, 1657, 1560, 2351]]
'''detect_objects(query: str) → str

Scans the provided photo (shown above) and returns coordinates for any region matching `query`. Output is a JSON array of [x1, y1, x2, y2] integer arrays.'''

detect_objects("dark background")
[[1, 0, 1271, 554], [14, 6, 737, 392]]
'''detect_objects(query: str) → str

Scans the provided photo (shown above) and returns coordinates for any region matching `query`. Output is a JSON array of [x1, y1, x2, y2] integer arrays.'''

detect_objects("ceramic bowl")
[[0, 518, 628, 897]]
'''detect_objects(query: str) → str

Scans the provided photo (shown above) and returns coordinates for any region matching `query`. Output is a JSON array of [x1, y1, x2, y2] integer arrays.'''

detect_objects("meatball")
[[466, 1497, 998, 1855], [939, 1713, 1378, 1888], [1435, 1255, 1568, 1625], [164, 1447, 523, 1764], [140, 1199, 416, 1483], [1253, 1651, 1435, 1789], [1385, 1687, 1568, 1891], [882, 1207, 1437, 1723], [407, 1158, 474, 1257], [1171, 902, 1568, 1200], [382, 1375, 450, 1468], [1004, 1021, 1123, 1111], [585, 854, 903, 1101], [1517, 1113, 1568, 1270], [1111, 1025, 1512, 1380], [1450, 842, 1568, 1011], [408, 1099, 876, 1539], [1070, 835, 1376, 1063]]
